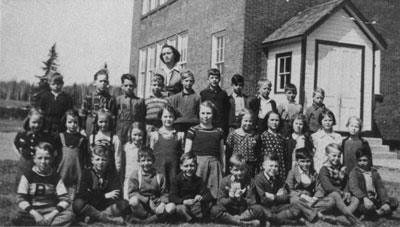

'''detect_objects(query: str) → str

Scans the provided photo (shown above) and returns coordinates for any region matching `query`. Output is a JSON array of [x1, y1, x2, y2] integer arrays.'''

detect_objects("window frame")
[[211, 31, 225, 76], [274, 52, 292, 93], [177, 32, 188, 70], [137, 48, 148, 97]]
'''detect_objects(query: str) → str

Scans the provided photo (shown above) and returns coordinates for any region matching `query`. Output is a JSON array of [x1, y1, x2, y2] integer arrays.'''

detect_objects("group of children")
[[11, 65, 398, 226]]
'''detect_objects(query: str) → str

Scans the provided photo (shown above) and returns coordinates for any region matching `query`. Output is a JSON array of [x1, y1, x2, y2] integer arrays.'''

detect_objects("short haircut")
[[263, 110, 282, 131], [284, 83, 297, 93], [34, 142, 55, 157], [152, 73, 165, 85], [313, 87, 325, 97], [181, 69, 195, 80], [290, 113, 308, 134], [318, 109, 336, 126], [199, 101, 217, 119], [127, 122, 146, 144], [231, 74, 244, 85], [157, 105, 180, 120], [295, 147, 313, 160], [346, 116, 363, 131], [325, 143, 342, 154], [355, 145, 372, 160], [23, 108, 45, 131], [49, 72, 64, 84], [263, 152, 280, 163], [237, 108, 255, 127], [229, 153, 247, 168], [208, 68, 221, 78], [93, 69, 109, 81], [91, 144, 112, 158], [137, 147, 155, 162], [257, 79, 272, 89], [160, 44, 181, 63], [180, 152, 198, 165], [121, 73, 136, 85]]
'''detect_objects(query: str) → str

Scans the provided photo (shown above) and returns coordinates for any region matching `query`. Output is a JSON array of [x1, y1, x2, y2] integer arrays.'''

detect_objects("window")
[[275, 52, 292, 93], [150, 0, 158, 11], [211, 31, 225, 75], [142, 0, 149, 15], [145, 45, 156, 96], [177, 32, 188, 69], [167, 36, 177, 47], [159, 0, 167, 5], [137, 49, 147, 97]]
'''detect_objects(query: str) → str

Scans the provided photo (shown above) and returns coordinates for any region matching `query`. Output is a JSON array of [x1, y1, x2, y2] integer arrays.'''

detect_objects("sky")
[[0, 0, 134, 85]]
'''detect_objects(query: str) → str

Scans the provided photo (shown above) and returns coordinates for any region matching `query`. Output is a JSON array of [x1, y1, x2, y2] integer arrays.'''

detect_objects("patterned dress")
[[311, 129, 342, 172], [260, 131, 288, 180]]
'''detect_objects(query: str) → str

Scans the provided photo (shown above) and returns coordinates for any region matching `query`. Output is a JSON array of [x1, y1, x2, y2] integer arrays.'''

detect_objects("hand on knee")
[[165, 203, 176, 214], [129, 196, 139, 207]]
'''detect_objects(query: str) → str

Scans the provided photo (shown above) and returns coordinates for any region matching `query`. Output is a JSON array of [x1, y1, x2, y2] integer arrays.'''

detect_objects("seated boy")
[[254, 153, 303, 225], [73, 144, 130, 224], [286, 148, 335, 223], [170, 152, 213, 222], [211, 153, 265, 226], [12, 142, 74, 226], [127, 147, 175, 223], [349, 147, 398, 220]]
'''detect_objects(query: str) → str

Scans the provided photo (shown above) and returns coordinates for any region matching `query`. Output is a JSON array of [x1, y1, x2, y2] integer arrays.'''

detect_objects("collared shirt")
[[258, 95, 273, 119], [51, 91, 61, 100], [162, 65, 181, 86], [362, 171, 376, 196], [297, 166, 312, 187], [232, 92, 245, 116]]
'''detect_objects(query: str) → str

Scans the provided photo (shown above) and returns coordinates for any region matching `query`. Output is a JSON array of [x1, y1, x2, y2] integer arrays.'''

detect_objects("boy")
[[170, 152, 213, 222], [145, 74, 169, 132], [12, 142, 74, 226], [254, 153, 303, 225], [127, 147, 176, 223], [305, 87, 329, 133], [38, 72, 74, 136], [73, 144, 130, 224], [349, 147, 398, 220], [277, 83, 302, 136], [80, 68, 117, 136], [116, 74, 146, 144], [211, 153, 265, 226], [249, 79, 277, 133], [228, 74, 249, 130], [200, 68, 230, 135], [286, 148, 335, 223], [169, 70, 200, 132]]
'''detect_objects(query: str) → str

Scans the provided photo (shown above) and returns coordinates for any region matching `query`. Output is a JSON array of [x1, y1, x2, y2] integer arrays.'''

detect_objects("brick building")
[[129, 0, 388, 135]]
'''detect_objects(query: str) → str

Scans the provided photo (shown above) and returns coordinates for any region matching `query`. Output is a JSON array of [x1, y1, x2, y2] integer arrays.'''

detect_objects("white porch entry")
[[316, 43, 363, 131]]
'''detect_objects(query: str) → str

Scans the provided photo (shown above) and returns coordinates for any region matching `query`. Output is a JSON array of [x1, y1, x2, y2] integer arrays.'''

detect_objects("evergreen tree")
[[41, 43, 59, 75]]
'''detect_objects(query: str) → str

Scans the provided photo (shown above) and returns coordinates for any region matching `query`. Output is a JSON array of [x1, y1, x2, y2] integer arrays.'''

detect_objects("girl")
[[185, 101, 225, 199], [13, 108, 54, 186], [122, 122, 145, 199], [226, 108, 260, 177], [311, 110, 342, 172], [89, 109, 122, 176], [342, 116, 371, 173], [286, 113, 313, 170], [149, 106, 184, 190], [260, 111, 288, 180], [56, 109, 88, 200], [319, 144, 363, 226]]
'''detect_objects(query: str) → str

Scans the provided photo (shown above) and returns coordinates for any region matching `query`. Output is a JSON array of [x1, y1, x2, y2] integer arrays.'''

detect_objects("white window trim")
[[211, 31, 225, 76], [138, 49, 147, 97], [177, 32, 188, 69], [275, 52, 292, 93]]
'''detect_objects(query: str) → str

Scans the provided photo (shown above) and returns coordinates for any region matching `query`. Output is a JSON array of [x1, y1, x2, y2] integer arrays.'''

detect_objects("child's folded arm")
[[319, 167, 341, 194], [244, 181, 257, 206], [348, 170, 367, 200], [255, 177, 274, 206]]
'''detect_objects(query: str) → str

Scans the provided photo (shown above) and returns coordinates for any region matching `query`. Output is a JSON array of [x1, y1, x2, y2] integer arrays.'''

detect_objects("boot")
[[220, 213, 260, 227], [238, 210, 261, 227]]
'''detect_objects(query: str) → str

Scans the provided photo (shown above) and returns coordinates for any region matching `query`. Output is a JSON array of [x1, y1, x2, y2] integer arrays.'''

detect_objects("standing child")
[[312, 110, 342, 172], [89, 109, 122, 175], [12, 142, 74, 226], [211, 153, 265, 226], [277, 83, 302, 137], [254, 153, 303, 226], [185, 101, 225, 199], [145, 74, 169, 135], [13, 108, 54, 186], [343, 116, 371, 173], [56, 109, 88, 200], [305, 87, 329, 133], [286, 148, 335, 223], [80, 68, 117, 137], [122, 122, 145, 199], [228, 74, 248, 130], [349, 147, 398, 220], [37, 72, 74, 136], [116, 74, 146, 145], [286, 113, 313, 170], [73, 144, 130, 225], [319, 143, 363, 226], [260, 111, 288, 180], [127, 147, 176, 223], [169, 70, 200, 132], [170, 152, 213, 222], [200, 68, 230, 136], [249, 79, 277, 134], [226, 108, 260, 177], [149, 105, 184, 190]]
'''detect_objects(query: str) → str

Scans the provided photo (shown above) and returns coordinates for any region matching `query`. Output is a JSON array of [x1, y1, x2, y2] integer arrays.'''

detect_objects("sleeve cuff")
[[56, 205, 64, 213], [24, 206, 32, 212]]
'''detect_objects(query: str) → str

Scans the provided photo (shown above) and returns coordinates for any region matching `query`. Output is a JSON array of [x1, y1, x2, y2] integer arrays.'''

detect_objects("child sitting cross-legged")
[[127, 147, 176, 223], [169, 152, 213, 222], [211, 153, 265, 227], [349, 146, 398, 220], [12, 142, 74, 226], [286, 148, 336, 223], [254, 153, 304, 226], [73, 144, 130, 225]]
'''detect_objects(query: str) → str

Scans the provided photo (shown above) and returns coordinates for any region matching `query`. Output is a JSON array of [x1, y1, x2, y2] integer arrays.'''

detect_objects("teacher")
[[154, 44, 183, 95]]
